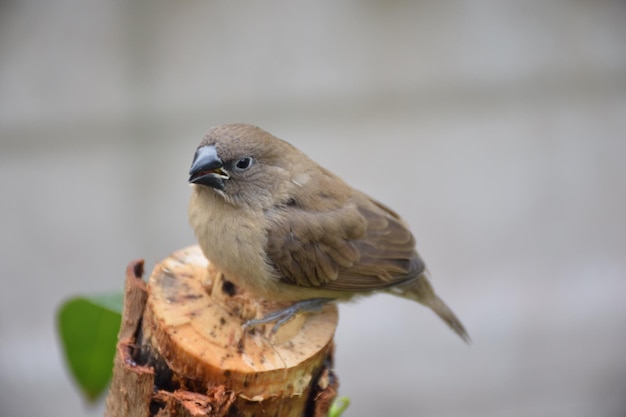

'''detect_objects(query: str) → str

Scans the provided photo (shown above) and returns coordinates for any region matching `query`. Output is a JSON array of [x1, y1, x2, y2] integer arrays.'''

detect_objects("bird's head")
[[189, 124, 299, 208]]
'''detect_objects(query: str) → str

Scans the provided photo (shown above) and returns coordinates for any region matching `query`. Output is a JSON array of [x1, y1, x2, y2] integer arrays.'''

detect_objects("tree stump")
[[105, 246, 339, 417]]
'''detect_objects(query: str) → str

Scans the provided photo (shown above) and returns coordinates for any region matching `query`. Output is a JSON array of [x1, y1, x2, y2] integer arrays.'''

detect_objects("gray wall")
[[1, 1, 625, 416]]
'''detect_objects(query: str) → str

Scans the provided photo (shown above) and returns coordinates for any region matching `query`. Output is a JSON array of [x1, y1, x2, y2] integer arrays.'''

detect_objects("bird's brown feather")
[[266, 191, 425, 291]]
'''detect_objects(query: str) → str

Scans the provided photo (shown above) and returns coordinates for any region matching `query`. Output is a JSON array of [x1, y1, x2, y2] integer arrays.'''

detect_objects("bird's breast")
[[189, 188, 278, 297]]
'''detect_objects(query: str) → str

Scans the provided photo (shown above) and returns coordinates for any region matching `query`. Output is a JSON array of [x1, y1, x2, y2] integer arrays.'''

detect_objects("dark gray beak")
[[188, 145, 230, 190]]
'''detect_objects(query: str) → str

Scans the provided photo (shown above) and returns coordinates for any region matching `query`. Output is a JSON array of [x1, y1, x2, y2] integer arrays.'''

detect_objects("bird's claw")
[[243, 298, 333, 334]]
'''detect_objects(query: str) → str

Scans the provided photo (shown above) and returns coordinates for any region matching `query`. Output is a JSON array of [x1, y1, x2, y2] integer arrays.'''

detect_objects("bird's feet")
[[243, 298, 334, 334]]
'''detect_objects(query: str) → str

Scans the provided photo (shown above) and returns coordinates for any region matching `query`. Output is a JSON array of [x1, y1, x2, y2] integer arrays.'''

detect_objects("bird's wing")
[[265, 195, 425, 291]]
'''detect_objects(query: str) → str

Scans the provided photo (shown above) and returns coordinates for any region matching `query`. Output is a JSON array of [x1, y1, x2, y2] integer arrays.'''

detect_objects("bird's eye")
[[235, 157, 253, 170]]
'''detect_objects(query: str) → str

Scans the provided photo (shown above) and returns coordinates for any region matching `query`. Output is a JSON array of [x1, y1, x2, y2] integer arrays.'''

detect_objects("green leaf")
[[57, 294, 123, 402], [329, 396, 350, 417]]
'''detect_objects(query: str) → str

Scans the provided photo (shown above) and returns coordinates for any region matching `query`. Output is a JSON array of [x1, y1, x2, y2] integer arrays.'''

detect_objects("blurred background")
[[1, 1, 625, 416]]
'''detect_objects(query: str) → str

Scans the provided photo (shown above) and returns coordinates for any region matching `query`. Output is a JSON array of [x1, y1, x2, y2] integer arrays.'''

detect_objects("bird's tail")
[[394, 271, 470, 343]]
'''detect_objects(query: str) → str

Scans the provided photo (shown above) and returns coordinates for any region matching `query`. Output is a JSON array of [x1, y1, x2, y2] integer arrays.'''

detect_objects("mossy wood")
[[105, 246, 339, 417]]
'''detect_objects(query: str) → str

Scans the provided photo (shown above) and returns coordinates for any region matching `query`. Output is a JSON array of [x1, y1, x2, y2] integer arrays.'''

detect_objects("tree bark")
[[105, 246, 339, 417]]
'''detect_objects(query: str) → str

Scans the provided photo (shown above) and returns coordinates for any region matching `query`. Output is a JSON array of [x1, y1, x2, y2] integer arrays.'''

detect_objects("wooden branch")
[[105, 246, 339, 417]]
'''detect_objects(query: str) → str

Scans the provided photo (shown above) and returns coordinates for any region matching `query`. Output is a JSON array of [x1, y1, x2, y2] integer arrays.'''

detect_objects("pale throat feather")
[[189, 186, 277, 297]]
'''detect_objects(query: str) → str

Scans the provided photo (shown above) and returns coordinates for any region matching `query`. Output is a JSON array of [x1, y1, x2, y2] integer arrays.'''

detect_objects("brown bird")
[[188, 123, 469, 342]]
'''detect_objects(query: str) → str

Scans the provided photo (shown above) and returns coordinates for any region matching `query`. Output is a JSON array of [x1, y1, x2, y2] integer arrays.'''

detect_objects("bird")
[[188, 123, 469, 342]]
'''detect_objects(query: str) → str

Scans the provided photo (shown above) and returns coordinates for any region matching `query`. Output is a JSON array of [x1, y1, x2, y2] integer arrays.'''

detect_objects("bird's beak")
[[188, 145, 230, 190]]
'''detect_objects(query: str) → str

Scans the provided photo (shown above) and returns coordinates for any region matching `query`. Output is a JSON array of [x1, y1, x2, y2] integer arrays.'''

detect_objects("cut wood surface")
[[105, 246, 339, 417]]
